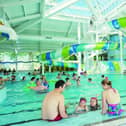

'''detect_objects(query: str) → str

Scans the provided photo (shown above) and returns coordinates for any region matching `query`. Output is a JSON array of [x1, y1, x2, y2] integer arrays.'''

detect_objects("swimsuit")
[[107, 104, 123, 116], [48, 114, 62, 121]]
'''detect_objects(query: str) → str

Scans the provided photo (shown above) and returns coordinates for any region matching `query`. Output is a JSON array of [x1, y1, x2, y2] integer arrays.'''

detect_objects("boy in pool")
[[101, 80, 123, 115]]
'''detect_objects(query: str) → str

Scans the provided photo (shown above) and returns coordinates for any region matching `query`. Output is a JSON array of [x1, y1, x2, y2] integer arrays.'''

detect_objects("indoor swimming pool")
[[0, 72, 126, 126]]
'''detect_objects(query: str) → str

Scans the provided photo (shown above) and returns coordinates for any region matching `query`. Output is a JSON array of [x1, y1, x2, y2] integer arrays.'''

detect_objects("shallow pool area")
[[0, 72, 126, 126]]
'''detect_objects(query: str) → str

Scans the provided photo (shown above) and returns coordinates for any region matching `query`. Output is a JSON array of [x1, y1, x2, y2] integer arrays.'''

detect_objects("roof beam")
[[0, 0, 40, 7], [40, 0, 45, 35], [50, 15, 89, 23], [104, 1, 126, 19], [45, 0, 79, 18], [66, 22, 73, 37], [40, 0, 45, 52], [8, 14, 40, 23], [22, 5, 26, 17], [85, 0, 99, 20], [15, 18, 41, 33], [69, 6, 89, 11], [101, 0, 118, 13], [18, 34, 77, 43]]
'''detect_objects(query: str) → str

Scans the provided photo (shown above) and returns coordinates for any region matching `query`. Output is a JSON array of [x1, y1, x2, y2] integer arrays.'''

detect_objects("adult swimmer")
[[42, 80, 68, 121], [101, 80, 123, 115], [27, 77, 48, 92]]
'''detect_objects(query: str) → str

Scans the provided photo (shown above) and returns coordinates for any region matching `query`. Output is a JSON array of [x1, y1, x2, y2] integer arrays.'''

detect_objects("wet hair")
[[65, 77, 69, 81], [80, 97, 87, 103], [101, 80, 112, 87], [72, 73, 76, 77], [36, 78, 39, 81], [31, 77, 35, 81], [77, 76, 80, 81], [88, 78, 92, 81], [90, 97, 99, 111], [22, 76, 26, 80], [55, 80, 65, 88], [101, 75, 104, 78], [28, 72, 31, 75]]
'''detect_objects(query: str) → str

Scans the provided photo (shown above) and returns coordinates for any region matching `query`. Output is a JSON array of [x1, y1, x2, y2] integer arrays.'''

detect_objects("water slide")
[[108, 61, 115, 71], [112, 61, 121, 72], [108, 17, 126, 29], [0, 19, 17, 40], [38, 42, 119, 61]]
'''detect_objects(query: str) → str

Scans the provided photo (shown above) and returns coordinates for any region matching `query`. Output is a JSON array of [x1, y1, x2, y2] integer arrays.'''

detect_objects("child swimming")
[[75, 98, 88, 113], [89, 97, 100, 111], [76, 76, 80, 86], [65, 77, 71, 86]]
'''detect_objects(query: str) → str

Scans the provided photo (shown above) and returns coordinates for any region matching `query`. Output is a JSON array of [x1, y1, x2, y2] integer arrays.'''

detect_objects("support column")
[[42, 63, 45, 75], [119, 31, 123, 74], [49, 65, 51, 72], [15, 49, 18, 71], [77, 22, 81, 76]]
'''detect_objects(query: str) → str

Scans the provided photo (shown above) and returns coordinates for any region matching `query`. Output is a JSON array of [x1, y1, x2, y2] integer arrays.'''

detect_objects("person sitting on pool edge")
[[42, 80, 68, 121], [101, 80, 123, 115]]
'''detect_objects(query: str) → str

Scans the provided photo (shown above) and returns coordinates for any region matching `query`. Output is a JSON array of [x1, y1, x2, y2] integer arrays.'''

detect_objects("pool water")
[[0, 72, 126, 126]]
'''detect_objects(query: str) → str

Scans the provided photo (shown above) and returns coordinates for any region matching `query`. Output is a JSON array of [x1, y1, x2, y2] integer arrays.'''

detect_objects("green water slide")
[[113, 61, 121, 72]]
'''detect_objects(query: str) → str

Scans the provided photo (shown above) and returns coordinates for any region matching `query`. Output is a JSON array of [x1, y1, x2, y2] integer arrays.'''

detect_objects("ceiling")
[[0, 0, 126, 53]]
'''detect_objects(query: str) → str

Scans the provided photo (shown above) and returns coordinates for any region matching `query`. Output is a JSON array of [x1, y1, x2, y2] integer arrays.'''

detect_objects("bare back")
[[42, 90, 64, 120], [103, 88, 120, 104]]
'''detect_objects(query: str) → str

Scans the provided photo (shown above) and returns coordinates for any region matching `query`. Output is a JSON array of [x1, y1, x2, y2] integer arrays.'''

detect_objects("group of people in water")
[[42, 73, 124, 122], [0, 68, 124, 122]]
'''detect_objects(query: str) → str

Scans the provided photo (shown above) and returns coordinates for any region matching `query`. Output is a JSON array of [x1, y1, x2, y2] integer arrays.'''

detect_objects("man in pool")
[[42, 80, 68, 121]]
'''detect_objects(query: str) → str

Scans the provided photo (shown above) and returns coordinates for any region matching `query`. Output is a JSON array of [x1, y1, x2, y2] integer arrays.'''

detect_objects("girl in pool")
[[65, 77, 72, 86], [101, 80, 123, 115], [41, 75, 49, 89], [76, 76, 80, 86], [89, 97, 100, 111], [72, 73, 77, 80], [75, 98, 88, 113]]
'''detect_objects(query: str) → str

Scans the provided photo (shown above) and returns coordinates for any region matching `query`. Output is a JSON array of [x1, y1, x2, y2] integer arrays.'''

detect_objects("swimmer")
[[72, 73, 77, 80], [76, 76, 80, 86], [89, 97, 100, 111], [75, 98, 88, 113], [42, 80, 68, 121], [101, 80, 123, 115], [65, 77, 72, 86]]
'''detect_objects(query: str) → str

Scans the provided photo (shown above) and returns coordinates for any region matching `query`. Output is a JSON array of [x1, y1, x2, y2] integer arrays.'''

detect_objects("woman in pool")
[[89, 97, 100, 111], [101, 80, 123, 115], [41, 75, 49, 89], [75, 98, 88, 113]]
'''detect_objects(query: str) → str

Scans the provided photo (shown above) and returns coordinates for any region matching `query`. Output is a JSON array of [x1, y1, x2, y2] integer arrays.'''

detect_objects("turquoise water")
[[0, 72, 126, 126]]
